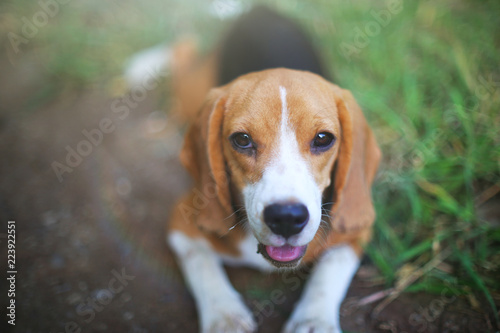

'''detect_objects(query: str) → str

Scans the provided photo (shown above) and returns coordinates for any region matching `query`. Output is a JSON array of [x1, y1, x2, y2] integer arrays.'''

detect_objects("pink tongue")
[[265, 244, 306, 262]]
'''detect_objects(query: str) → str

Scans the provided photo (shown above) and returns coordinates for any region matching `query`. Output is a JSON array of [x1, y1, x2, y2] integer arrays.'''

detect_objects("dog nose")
[[263, 203, 309, 238]]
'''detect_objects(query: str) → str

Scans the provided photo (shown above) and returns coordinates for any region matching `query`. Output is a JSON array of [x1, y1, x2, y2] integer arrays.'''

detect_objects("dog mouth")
[[257, 243, 307, 268]]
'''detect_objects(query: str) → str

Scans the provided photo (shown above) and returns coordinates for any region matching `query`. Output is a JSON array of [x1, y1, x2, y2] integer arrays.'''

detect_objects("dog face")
[[221, 72, 340, 267], [180, 68, 380, 268]]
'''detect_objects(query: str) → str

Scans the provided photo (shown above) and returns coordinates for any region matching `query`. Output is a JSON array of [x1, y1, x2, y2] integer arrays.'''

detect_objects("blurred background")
[[0, 0, 499, 332]]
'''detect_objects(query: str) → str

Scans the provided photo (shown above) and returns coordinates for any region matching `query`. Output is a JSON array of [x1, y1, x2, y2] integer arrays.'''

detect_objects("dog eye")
[[311, 132, 335, 153], [230, 132, 255, 150]]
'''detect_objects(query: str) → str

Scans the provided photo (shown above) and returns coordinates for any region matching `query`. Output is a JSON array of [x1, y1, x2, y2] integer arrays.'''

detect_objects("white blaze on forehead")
[[242, 85, 323, 247], [275, 85, 296, 175], [279, 86, 289, 136]]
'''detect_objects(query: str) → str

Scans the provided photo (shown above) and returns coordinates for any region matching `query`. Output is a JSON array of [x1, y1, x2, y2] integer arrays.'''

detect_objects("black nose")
[[263, 203, 309, 238]]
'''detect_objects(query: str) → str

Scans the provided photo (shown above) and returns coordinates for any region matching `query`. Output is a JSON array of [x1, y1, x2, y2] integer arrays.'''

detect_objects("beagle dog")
[[156, 6, 381, 333]]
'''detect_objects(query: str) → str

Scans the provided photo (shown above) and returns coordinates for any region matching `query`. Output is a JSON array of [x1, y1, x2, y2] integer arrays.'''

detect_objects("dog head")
[[181, 68, 380, 268]]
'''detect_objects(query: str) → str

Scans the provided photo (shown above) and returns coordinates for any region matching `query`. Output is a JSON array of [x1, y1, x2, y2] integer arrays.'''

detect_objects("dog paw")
[[202, 300, 256, 333], [284, 317, 341, 333]]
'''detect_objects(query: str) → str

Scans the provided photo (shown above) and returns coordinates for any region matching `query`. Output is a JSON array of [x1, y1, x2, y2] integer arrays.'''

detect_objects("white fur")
[[168, 231, 256, 333], [124, 44, 170, 88], [242, 86, 323, 247], [284, 245, 360, 333]]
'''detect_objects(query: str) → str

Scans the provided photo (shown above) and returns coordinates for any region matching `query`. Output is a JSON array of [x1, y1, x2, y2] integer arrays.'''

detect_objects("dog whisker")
[[222, 208, 251, 236], [224, 205, 246, 220]]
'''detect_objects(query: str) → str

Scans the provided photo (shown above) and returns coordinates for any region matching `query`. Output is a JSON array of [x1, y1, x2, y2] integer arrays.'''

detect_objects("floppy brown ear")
[[179, 87, 234, 236], [329, 87, 381, 232]]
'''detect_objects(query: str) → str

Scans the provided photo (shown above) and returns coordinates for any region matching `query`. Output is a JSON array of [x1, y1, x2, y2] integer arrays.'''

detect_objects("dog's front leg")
[[284, 244, 360, 333], [168, 231, 256, 333]]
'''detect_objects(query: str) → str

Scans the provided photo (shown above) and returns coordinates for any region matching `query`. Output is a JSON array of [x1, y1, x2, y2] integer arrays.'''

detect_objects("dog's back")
[[217, 6, 328, 85]]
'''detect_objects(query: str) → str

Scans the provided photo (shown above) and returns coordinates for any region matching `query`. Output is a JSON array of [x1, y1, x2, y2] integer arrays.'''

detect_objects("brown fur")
[[170, 38, 218, 123]]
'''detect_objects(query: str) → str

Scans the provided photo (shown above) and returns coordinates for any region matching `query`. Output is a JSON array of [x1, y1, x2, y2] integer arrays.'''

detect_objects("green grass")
[[2, 0, 499, 325]]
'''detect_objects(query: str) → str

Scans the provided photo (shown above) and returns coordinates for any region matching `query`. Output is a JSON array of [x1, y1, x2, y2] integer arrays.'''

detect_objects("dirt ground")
[[0, 55, 496, 333]]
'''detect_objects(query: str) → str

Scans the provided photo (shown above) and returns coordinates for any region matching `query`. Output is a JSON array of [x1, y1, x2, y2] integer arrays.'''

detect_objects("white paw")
[[284, 302, 342, 333], [284, 318, 341, 333], [202, 298, 256, 333]]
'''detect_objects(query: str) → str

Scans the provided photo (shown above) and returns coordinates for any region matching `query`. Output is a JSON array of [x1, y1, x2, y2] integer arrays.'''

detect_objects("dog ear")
[[179, 87, 234, 236], [328, 87, 381, 232]]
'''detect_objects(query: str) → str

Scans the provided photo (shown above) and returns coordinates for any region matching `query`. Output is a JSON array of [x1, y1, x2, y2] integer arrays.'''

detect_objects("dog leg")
[[168, 231, 257, 333], [284, 244, 359, 333]]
